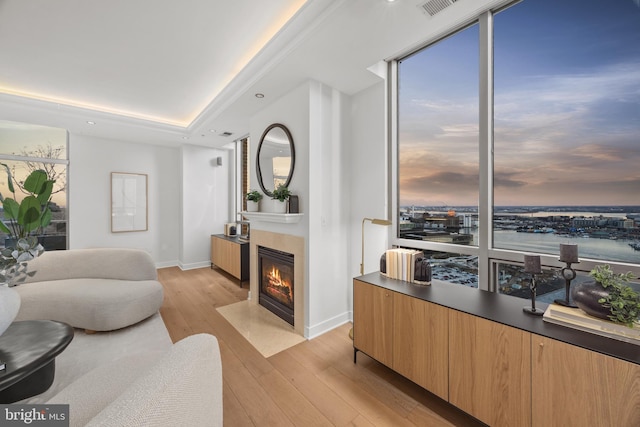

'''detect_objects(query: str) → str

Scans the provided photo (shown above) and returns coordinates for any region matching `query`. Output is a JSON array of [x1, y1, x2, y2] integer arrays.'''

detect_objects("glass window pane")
[[427, 250, 478, 288], [0, 160, 67, 251], [0, 119, 68, 252], [398, 24, 479, 247], [493, 0, 640, 264], [0, 120, 68, 159]]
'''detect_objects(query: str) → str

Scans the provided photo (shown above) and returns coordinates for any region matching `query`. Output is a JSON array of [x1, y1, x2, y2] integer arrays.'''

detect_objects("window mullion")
[[478, 11, 494, 291]]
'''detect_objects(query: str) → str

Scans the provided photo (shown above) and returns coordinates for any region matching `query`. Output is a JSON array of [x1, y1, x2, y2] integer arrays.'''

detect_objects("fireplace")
[[258, 246, 294, 325]]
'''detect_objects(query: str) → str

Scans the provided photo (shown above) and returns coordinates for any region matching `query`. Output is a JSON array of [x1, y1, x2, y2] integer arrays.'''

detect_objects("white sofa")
[[14, 248, 164, 331], [12, 248, 224, 426], [49, 333, 223, 427]]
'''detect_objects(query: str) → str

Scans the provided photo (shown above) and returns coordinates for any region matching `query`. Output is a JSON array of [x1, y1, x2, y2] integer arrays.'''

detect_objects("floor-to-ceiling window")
[[392, 0, 640, 299], [0, 120, 68, 251], [397, 23, 480, 287]]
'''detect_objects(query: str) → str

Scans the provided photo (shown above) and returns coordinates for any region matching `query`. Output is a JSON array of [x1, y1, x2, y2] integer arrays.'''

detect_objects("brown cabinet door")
[[532, 335, 640, 427], [449, 310, 531, 427], [353, 280, 393, 367], [393, 294, 449, 400], [211, 236, 241, 279]]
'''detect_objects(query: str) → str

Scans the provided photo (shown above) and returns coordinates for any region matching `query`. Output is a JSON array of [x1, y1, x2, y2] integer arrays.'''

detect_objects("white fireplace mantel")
[[240, 212, 303, 224]]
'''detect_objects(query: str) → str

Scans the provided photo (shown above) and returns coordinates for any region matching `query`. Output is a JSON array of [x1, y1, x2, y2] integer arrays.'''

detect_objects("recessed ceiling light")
[[182, 136, 189, 140], [255, 93, 265, 98], [86, 121, 96, 125], [209, 129, 217, 133]]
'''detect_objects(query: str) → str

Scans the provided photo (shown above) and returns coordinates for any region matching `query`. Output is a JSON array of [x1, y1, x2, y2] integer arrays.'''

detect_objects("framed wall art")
[[111, 172, 148, 232]]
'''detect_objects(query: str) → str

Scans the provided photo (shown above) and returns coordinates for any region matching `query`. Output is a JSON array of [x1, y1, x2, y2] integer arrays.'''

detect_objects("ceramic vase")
[[267, 199, 287, 214], [571, 280, 611, 320], [0, 283, 21, 336], [246, 200, 260, 212]]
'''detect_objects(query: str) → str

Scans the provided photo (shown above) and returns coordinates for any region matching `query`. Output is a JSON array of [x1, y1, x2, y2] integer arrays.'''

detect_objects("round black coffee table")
[[0, 320, 73, 403]]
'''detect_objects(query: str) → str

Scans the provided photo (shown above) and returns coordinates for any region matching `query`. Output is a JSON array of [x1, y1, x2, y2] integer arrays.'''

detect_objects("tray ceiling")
[[0, 0, 307, 127]]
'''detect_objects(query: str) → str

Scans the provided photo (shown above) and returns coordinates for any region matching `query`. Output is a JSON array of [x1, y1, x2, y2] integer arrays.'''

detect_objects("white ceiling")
[[0, 0, 501, 148]]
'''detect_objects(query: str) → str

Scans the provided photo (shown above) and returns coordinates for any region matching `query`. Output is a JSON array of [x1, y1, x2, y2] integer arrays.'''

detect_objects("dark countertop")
[[356, 272, 640, 365], [211, 234, 249, 244]]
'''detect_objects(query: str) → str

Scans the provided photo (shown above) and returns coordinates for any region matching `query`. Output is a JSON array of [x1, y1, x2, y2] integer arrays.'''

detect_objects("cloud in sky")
[[398, 3, 640, 207]]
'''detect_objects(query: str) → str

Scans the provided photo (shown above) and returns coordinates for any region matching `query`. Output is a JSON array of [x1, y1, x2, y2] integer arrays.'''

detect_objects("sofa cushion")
[[15, 278, 164, 331], [67, 334, 223, 427]]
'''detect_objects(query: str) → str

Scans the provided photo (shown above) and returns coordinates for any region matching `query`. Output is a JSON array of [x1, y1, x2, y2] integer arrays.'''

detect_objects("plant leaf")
[[36, 180, 54, 204], [0, 163, 15, 194], [23, 169, 48, 194], [17, 196, 42, 233], [3, 198, 19, 220]]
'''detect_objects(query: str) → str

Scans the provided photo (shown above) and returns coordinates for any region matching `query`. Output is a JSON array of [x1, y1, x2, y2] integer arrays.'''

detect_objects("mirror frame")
[[256, 123, 295, 197]]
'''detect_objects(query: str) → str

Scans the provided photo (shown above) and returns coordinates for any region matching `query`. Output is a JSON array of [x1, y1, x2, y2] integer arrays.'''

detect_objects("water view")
[[400, 205, 640, 265]]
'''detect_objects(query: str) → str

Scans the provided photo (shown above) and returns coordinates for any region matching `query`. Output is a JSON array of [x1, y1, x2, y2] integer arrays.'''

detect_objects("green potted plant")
[[246, 189, 263, 212], [270, 184, 291, 213], [0, 164, 55, 285], [572, 264, 639, 328]]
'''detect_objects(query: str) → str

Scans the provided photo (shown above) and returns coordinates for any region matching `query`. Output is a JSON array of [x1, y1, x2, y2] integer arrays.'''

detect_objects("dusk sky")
[[0, 121, 68, 206], [399, 0, 640, 207]]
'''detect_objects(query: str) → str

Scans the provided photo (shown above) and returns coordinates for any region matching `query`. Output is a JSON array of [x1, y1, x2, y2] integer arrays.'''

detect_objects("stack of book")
[[382, 248, 424, 283]]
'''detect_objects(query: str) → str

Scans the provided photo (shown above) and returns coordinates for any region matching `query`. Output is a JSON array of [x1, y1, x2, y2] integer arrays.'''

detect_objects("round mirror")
[[256, 123, 295, 197]]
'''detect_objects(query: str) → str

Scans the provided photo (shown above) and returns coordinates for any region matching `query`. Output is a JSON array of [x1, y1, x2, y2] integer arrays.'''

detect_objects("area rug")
[[217, 300, 306, 358]]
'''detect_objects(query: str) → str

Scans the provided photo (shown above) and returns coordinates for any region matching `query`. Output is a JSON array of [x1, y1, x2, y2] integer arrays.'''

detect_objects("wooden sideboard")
[[353, 274, 640, 427], [210, 234, 249, 283]]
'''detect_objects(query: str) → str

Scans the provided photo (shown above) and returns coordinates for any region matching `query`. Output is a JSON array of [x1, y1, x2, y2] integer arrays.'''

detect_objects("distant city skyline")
[[399, 0, 640, 207]]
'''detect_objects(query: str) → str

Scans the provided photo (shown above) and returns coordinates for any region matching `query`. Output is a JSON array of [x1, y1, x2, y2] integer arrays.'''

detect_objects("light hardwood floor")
[[157, 266, 485, 427]]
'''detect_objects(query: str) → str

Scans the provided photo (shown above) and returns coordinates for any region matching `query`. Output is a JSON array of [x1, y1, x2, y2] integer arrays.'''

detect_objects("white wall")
[[70, 135, 233, 269], [250, 80, 352, 338], [180, 144, 234, 269], [68, 134, 180, 267], [307, 82, 351, 337], [348, 80, 388, 317]]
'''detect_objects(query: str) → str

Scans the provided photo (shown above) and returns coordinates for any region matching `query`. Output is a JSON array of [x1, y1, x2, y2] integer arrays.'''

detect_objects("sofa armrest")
[[86, 334, 222, 427]]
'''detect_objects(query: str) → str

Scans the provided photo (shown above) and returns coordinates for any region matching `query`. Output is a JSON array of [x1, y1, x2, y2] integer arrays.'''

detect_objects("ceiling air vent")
[[421, 0, 458, 17], [220, 131, 233, 137]]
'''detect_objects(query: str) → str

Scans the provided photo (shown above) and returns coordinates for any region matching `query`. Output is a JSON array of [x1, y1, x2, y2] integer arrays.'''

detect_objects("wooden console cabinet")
[[353, 274, 640, 427], [532, 335, 640, 427], [353, 279, 448, 400], [210, 234, 249, 282], [449, 310, 531, 426]]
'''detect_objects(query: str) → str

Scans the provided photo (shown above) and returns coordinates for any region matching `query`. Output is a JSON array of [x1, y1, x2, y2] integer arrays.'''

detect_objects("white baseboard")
[[155, 260, 178, 269], [178, 261, 211, 270], [305, 311, 352, 339]]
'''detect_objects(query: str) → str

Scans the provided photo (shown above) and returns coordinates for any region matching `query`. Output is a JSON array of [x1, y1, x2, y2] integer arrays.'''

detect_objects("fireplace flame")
[[267, 266, 293, 303]]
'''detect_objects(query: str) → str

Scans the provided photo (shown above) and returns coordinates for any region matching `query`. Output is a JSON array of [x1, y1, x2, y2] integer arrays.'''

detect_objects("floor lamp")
[[351, 217, 392, 340]]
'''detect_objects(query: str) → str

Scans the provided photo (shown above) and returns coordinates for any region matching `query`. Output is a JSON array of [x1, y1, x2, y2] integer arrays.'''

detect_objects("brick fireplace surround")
[[249, 230, 305, 336]]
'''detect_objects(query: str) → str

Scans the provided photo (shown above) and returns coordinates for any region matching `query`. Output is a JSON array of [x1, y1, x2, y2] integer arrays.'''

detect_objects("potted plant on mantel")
[[571, 264, 640, 328], [269, 184, 291, 214], [245, 190, 263, 212]]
